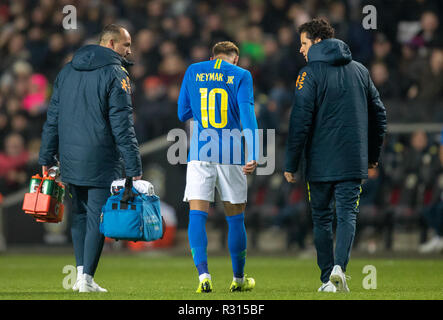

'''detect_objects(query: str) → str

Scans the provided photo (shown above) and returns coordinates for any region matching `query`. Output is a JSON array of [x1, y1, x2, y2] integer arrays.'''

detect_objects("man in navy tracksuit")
[[284, 18, 387, 293], [39, 25, 142, 292]]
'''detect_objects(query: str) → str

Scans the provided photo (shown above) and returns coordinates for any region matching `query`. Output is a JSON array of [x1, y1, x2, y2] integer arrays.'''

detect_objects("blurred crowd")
[[1, 0, 443, 251]]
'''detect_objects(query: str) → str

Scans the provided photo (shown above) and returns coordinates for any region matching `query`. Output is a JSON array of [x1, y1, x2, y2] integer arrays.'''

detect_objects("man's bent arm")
[[178, 68, 193, 122], [285, 67, 316, 173], [108, 69, 142, 178], [39, 74, 60, 167], [367, 76, 387, 164], [238, 71, 258, 162]]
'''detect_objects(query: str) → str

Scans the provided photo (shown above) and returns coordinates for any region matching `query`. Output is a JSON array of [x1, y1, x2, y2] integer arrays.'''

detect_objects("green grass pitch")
[[0, 253, 442, 300]]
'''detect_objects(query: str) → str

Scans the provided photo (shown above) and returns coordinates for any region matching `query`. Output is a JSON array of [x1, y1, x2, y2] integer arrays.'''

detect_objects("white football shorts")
[[183, 160, 247, 204]]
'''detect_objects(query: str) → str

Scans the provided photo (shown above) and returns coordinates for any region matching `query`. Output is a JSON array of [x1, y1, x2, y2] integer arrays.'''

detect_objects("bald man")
[[39, 24, 142, 292]]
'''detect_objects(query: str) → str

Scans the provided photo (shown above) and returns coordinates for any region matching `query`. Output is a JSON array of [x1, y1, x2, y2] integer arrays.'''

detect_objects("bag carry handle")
[[121, 177, 134, 204]]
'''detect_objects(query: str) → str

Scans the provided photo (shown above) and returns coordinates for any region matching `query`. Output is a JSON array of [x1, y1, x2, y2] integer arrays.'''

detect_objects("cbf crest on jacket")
[[39, 45, 142, 187], [285, 39, 387, 182]]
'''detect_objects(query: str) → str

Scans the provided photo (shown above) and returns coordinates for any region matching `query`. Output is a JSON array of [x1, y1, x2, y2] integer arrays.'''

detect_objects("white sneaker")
[[318, 281, 337, 293], [418, 236, 443, 254], [79, 274, 108, 293], [329, 265, 350, 292], [72, 266, 84, 291], [91, 279, 108, 292], [72, 279, 81, 291]]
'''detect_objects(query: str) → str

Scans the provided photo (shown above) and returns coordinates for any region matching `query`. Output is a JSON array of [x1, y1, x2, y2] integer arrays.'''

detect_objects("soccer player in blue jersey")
[[178, 41, 258, 293]]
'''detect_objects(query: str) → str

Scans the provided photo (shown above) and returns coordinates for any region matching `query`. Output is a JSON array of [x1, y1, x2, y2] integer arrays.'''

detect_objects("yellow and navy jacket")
[[39, 45, 142, 187], [285, 39, 387, 182]]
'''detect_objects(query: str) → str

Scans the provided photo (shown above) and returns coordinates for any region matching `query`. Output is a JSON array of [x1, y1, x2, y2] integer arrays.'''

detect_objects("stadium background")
[[0, 0, 443, 257]]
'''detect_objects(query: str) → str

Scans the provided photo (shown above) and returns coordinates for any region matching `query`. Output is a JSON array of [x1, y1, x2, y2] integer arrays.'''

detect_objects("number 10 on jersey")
[[200, 88, 228, 128]]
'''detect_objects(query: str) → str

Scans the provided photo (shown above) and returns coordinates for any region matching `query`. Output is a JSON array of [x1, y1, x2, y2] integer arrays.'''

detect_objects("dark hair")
[[298, 18, 335, 41], [212, 41, 240, 57], [99, 24, 124, 43]]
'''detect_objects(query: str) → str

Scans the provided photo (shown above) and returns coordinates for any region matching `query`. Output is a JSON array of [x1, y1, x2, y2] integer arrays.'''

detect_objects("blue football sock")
[[188, 210, 209, 276], [226, 213, 247, 279]]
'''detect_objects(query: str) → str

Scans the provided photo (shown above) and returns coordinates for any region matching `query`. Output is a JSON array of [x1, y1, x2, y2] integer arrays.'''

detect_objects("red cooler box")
[[22, 174, 65, 223]]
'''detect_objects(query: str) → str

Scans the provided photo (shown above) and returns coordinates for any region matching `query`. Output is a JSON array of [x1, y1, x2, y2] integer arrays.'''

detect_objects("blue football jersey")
[[178, 58, 258, 165]]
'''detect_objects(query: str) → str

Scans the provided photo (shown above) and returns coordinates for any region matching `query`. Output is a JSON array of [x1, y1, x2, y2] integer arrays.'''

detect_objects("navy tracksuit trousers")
[[69, 184, 110, 277], [308, 179, 362, 283]]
